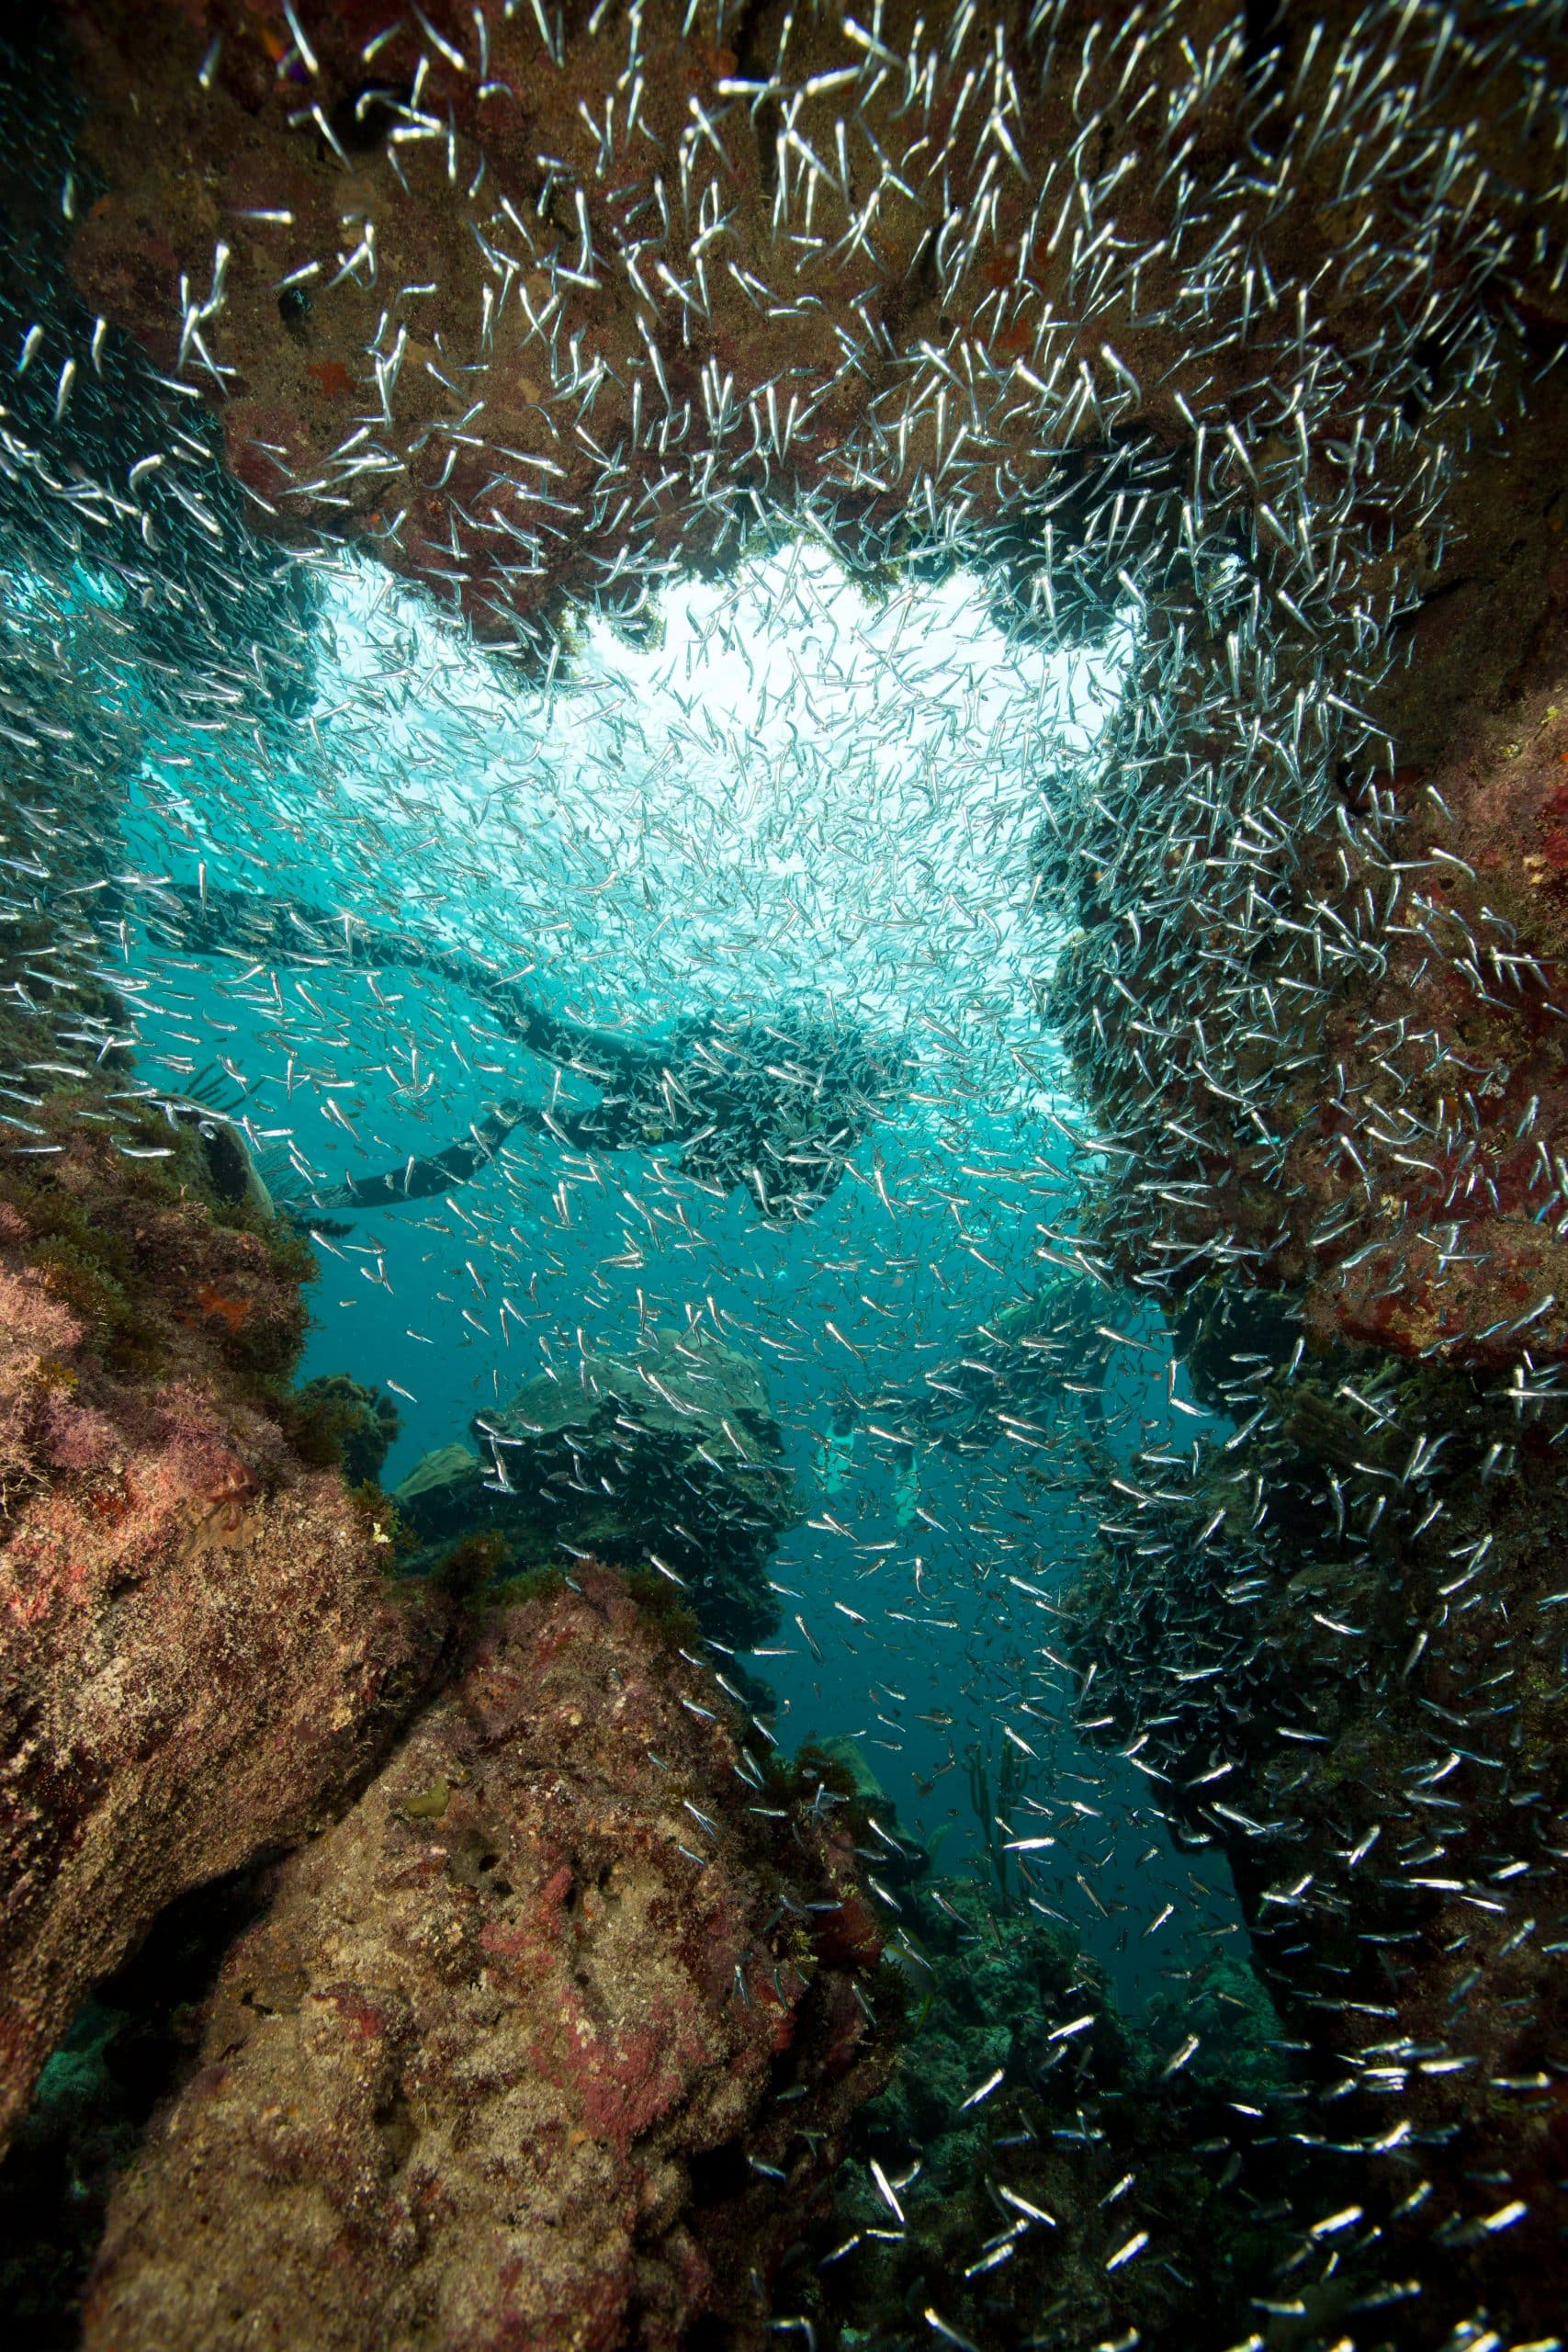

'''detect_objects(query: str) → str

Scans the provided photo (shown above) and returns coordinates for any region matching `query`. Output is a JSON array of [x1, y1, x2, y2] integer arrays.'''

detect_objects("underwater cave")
[[1, 4, 1566, 2347]]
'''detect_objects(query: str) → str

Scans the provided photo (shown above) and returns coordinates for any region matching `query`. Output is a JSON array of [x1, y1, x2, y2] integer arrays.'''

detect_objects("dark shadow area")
[[0, 1864, 279, 2349]]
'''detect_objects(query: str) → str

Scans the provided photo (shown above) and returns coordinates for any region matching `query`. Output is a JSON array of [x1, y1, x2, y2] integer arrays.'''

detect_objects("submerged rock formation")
[[6, 5, 1568, 2341], [818, 1876, 1317, 2352], [0, 1865, 288, 2343], [0, 1091, 425, 2155], [290, 1371, 402, 1488], [80, 1565, 890, 2352], [1273, 658, 1568, 1367], [394, 1325, 795, 1648], [51, 2, 1564, 651], [0, 1064, 869, 2340]]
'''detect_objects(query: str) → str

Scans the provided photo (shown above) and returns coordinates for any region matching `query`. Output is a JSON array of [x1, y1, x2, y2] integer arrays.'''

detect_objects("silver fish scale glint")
[[0, 6, 1566, 2351]]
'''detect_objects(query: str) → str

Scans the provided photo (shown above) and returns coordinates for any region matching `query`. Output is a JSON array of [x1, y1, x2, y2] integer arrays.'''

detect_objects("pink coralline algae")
[[0, 1184, 423, 2155], [80, 1566, 891, 2352]]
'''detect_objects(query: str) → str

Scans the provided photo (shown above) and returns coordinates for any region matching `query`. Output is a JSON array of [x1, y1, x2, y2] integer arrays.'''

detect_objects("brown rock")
[[80, 1566, 889, 2352], [1065, 1341, 1568, 2341], [0, 1125, 426, 2154], [1258, 660, 1568, 1366]]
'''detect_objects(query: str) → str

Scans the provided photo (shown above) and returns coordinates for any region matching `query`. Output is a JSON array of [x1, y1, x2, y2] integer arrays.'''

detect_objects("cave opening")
[[104, 525, 1247, 2000]]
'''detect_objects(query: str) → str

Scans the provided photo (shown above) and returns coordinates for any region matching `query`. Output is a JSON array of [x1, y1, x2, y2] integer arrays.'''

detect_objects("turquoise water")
[[39, 536, 1242, 2003], [5, 12, 1563, 2343]]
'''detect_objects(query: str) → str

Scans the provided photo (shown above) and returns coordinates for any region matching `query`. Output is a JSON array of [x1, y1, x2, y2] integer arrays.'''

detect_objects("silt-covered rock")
[[0, 1097, 425, 2155], [81, 1565, 890, 2351]]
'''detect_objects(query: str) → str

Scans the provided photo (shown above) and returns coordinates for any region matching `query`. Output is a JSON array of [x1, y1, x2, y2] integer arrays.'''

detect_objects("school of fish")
[[1, 3, 1567, 2348]]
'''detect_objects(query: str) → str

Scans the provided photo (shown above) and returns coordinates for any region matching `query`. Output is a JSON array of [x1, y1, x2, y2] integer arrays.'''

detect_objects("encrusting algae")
[[2, 5, 1568, 2348]]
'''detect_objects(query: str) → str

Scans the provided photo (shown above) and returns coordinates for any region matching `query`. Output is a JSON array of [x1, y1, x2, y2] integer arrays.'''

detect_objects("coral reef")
[[0, 1865, 279, 2349], [51, 3, 1562, 645], [0, 23, 321, 739], [80, 1565, 890, 2352], [1269, 658, 1568, 1368], [806, 1874, 1329, 2352], [289, 1371, 401, 1488], [5, 8, 1568, 2344], [862, 1877, 1137, 2199], [0, 1090, 429, 2154], [394, 1324, 795, 1647]]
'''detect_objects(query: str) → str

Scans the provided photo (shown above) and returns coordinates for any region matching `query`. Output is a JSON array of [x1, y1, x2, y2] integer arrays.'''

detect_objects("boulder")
[[81, 1566, 890, 2351], [0, 1114, 427, 2154]]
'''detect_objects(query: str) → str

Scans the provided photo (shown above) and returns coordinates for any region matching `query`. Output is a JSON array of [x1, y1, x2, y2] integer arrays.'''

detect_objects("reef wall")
[[6, 3, 1568, 2343], [1063, 1295, 1568, 2344], [79, 1566, 889, 2352], [394, 1323, 795, 1649], [0, 1079, 428, 2154]]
